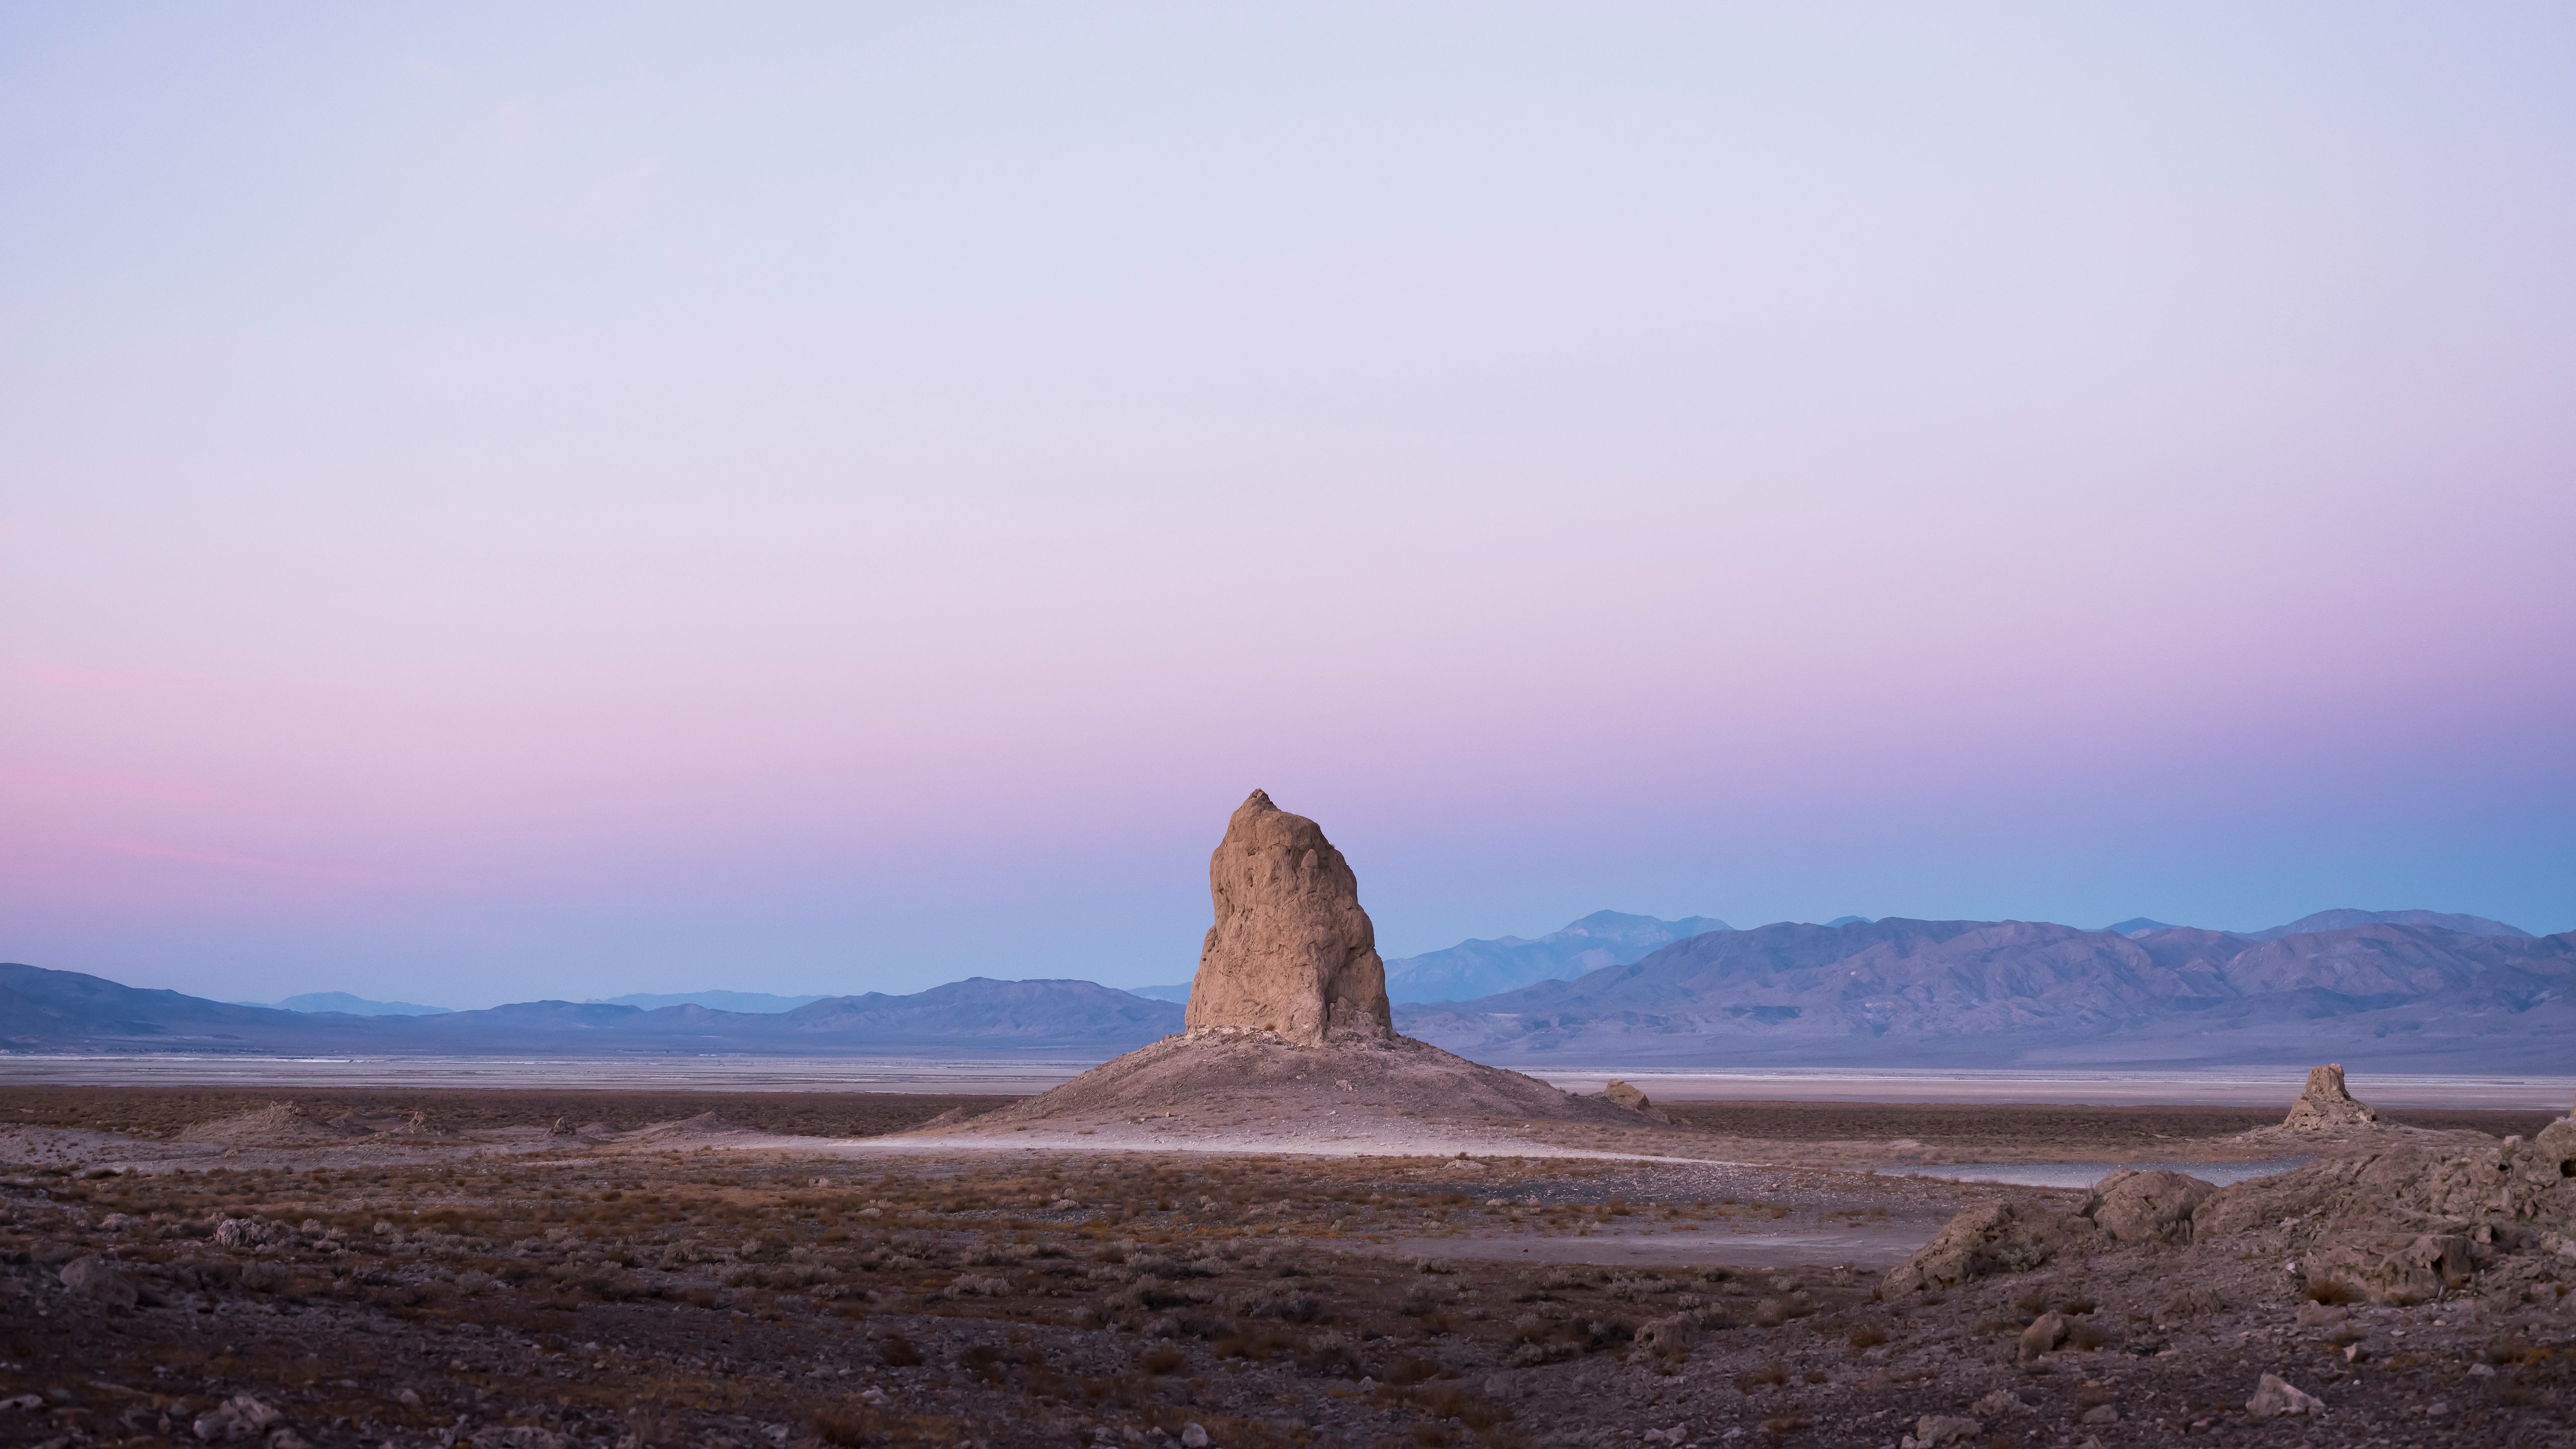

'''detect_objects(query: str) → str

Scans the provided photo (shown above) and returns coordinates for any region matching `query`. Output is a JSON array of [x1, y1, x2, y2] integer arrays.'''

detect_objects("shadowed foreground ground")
[[1, 1087, 2568, 1448]]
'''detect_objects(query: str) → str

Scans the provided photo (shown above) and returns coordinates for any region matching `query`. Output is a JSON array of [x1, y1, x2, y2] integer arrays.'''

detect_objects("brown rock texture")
[[1183, 790, 1393, 1045], [2084, 1168, 2217, 1246], [58, 1254, 137, 1308], [1601, 1079, 1651, 1111], [1881, 1200, 2095, 1295], [2281, 1063, 2376, 1130], [1892, 1097, 2576, 1313]]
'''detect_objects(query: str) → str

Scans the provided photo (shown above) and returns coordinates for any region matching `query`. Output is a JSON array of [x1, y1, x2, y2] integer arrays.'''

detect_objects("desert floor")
[[1, 1088, 2567, 1449]]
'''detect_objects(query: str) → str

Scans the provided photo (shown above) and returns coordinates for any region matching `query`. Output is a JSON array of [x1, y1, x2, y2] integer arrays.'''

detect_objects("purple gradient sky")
[[4, 6, 2572, 1008]]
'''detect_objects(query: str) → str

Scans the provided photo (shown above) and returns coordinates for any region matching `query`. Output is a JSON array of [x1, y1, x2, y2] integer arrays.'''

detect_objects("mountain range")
[[1132, 910, 1740, 1004], [1394, 917, 2574, 1072], [1, 966, 1180, 1057], [1381, 910, 1737, 1002], [250, 992, 453, 1017], [586, 991, 830, 1013], [4, 906, 2562, 1069]]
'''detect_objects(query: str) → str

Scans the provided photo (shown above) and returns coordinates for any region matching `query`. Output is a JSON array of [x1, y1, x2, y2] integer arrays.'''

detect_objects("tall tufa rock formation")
[[2282, 1063, 2377, 1130], [1183, 790, 1394, 1045]]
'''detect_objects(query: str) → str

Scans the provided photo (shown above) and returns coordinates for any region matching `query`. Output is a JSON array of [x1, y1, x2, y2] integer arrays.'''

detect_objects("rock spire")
[[2282, 1063, 2377, 1130], [1183, 790, 1394, 1045]]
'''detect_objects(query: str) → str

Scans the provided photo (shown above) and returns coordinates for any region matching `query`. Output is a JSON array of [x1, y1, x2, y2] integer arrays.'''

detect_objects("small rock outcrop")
[[2017, 1311, 2068, 1363], [2244, 1374, 2324, 1420], [1183, 790, 1393, 1045], [1882, 1200, 2095, 1296], [1596, 1079, 1673, 1122], [2084, 1168, 2217, 1246], [59, 1255, 137, 1308], [2281, 1064, 2376, 1130], [1601, 1080, 1651, 1112]]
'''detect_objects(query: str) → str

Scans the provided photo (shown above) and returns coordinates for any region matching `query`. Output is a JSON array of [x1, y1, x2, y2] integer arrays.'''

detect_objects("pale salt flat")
[[5, 1054, 2566, 1110], [1351, 1228, 1933, 1268], [1901, 1157, 2314, 1189]]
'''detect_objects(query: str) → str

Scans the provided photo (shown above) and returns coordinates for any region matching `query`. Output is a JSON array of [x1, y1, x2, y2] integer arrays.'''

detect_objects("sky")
[[4, 5, 2572, 1010]]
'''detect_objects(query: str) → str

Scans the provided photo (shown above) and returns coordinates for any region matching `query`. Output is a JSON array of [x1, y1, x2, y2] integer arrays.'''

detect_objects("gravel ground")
[[1, 1093, 2569, 1449]]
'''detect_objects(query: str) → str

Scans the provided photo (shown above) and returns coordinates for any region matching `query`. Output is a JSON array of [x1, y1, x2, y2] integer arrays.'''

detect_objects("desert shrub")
[[1734, 1363, 1789, 1394], [1295, 1333, 1360, 1378], [1383, 1354, 1441, 1387], [1410, 1384, 1507, 1431], [1138, 1345, 1187, 1375], [2301, 1277, 2361, 1306], [957, 1343, 1006, 1381], [1108, 1276, 1213, 1312], [811, 1410, 871, 1447], [1228, 1287, 1323, 1322], [2158, 1286, 2225, 1321], [1582, 1318, 1635, 1351], [876, 1334, 923, 1367], [1847, 1324, 1887, 1350], [1214, 1327, 1289, 1361]]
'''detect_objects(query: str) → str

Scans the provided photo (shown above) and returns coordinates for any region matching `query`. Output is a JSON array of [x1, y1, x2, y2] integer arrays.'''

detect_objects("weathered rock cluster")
[[1886, 1069, 2576, 1310], [1183, 789, 1393, 1046]]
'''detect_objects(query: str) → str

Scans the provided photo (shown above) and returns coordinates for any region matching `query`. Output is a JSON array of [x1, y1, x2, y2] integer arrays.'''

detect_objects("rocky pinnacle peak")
[[1184, 790, 1394, 1045], [2282, 1062, 2377, 1131]]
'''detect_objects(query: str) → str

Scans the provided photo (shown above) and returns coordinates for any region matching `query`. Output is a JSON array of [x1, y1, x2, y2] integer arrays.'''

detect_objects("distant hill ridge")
[[263, 992, 451, 1016], [1381, 910, 1735, 1002], [2245, 908, 2531, 940], [6, 906, 2560, 1067], [1394, 916, 2574, 1072], [587, 991, 828, 1013], [0, 965, 1180, 1057]]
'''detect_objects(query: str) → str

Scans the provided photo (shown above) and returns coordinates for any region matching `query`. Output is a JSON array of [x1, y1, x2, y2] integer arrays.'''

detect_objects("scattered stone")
[[1971, 1390, 2020, 1416], [2281, 1064, 2376, 1131], [58, 1254, 137, 1308], [1178, 1421, 1210, 1447], [1911, 1414, 1981, 1445], [1183, 790, 1393, 1044], [2245, 1374, 2324, 1420], [191, 1395, 282, 1443], [2079, 1404, 2118, 1425]]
